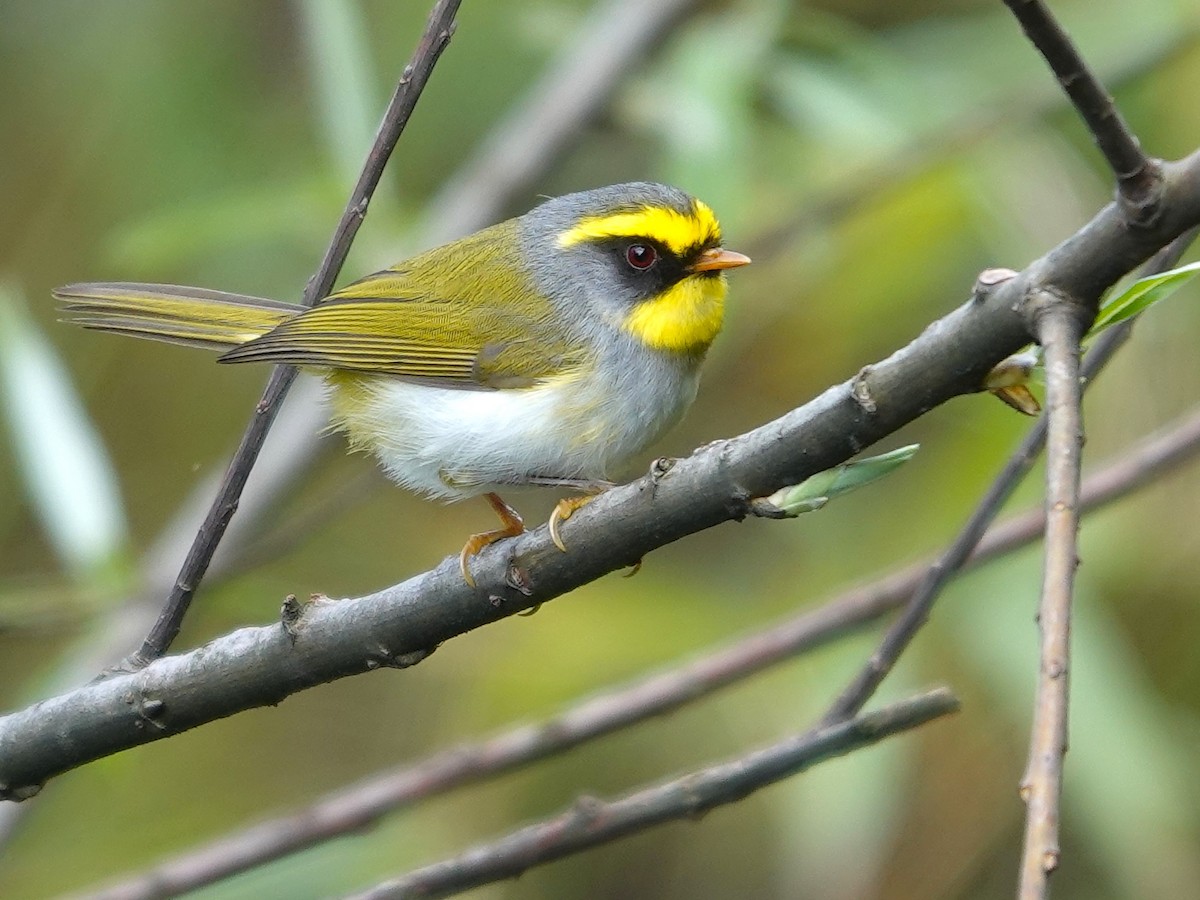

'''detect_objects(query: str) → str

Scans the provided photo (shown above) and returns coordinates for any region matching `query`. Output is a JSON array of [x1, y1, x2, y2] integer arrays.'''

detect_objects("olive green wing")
[[218, 230, 580, 389]]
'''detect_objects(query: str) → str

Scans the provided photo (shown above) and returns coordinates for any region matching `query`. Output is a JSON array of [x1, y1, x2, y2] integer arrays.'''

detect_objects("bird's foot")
[[549, 492, 605, 552], [460, 492, 526, 587]]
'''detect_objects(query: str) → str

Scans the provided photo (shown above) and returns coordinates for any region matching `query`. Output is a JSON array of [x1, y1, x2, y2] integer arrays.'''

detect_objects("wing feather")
[[218, 222, 583, 388]]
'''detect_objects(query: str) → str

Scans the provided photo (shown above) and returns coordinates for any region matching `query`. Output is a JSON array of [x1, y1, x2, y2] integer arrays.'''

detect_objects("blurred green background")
[[3, 1, 1200, 897]]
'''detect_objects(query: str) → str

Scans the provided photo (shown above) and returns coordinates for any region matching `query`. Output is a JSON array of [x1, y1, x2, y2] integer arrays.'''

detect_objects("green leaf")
[[0, 283, 130, 581], [1091, 260, 1200, 334], [297, 0, 380, 186], [763, 444, 919, 516]]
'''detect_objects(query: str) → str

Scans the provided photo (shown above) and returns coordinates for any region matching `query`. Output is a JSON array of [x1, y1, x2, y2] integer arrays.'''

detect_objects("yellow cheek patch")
[[557, 201, 720, 256], [622, 275, 726, 353]]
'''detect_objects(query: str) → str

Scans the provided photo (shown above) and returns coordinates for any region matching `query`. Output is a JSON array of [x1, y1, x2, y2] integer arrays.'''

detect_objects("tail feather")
[[55, 282, 298, 353]]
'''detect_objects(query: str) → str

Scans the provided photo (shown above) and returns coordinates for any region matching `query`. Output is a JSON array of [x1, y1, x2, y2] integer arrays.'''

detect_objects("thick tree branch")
[[74, 397, 1200, 899], [131, 0, 463, 667], [2, 150, 1200, 799], [344, 689, 960, 900]]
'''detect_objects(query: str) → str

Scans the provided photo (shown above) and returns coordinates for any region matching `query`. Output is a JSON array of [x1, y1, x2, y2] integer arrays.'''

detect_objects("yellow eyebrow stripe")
[[556, 201, 720, 256]]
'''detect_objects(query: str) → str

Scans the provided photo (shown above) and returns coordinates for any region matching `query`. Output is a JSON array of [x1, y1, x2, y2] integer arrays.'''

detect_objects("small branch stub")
[[851, 366, 877, 413], [280, 594, 304, 643], [973, 267, 1019, 301], [1023, 285, 1096, 341]]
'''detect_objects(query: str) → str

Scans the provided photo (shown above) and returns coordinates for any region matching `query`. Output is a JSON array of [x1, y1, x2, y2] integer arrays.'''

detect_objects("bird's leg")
[[460, 492, 526, 587], [490, 475, 617, 553]]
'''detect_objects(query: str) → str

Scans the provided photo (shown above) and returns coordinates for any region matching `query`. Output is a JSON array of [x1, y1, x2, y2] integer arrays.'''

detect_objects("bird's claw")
[[548, 495, 594, 552], [549, 504, 570, 552]]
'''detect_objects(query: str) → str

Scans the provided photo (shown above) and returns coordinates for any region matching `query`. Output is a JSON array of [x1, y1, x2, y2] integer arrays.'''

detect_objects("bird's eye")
[[625, 243, 657, 270]]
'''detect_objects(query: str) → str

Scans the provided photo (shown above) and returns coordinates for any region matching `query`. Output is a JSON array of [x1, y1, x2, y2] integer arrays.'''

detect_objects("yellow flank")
[[325, 371, 380, 449], [622, 272, 726, 353], [556, 200, 720, 256]]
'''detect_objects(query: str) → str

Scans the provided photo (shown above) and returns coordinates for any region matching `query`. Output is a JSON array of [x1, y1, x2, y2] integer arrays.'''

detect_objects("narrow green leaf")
[[108, 177, 340, 270], [0, 284, 130, 580], [1091, 260, 1200, 334], [764, 444, 918, 517], [297, 0, 380, 186]]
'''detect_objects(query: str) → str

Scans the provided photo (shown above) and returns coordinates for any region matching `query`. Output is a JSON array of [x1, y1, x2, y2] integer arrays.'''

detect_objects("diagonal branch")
[[3, 148, 1200, 800], [1001, 0, 1158, 208], [344, 689, 960, 900], [77, 399, 1200, 899], [130, 0, 463, 668]]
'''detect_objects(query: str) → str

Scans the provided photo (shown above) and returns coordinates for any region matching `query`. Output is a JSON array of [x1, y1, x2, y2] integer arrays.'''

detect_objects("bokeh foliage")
[[2, 1, 1200, 898]]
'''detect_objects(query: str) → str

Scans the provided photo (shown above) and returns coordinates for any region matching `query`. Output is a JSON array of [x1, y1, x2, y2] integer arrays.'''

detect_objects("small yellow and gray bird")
[[57, 182, 750, 583]]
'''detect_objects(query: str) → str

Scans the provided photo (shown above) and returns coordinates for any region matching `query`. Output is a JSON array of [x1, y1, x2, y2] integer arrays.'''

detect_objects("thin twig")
[[65, 400, 1200, 899], [427, 0, 698, 242], [822, 355, 1045, 722], [128, 0, 463, 667], [342, 689, 959, 900], [1001, 0, 1159, 211], [1018, 296, 1086, 897], [821, 231, 1196, 724]]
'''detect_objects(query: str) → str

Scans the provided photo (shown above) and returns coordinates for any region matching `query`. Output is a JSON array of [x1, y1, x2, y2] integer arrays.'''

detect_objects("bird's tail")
[[55, 282, 299, 353]]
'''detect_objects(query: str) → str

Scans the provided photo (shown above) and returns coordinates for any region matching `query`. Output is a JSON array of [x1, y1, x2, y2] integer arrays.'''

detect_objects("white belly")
[[326, 360, 700, 500]]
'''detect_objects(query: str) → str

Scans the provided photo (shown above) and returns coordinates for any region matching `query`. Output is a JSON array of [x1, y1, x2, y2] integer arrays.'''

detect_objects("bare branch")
[[130, 0, 463, 667], [4, 148, 1200, 799], [70, 393, 1200, 898], [1018, 295, 1087, 897], [343, 689, 959, 900], [1002, 0, 1159, 209], [822, 272, 1040, 725]]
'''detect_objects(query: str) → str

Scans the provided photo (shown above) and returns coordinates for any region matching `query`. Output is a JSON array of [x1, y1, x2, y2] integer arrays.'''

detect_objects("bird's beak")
[[690, 247, 752, 273]]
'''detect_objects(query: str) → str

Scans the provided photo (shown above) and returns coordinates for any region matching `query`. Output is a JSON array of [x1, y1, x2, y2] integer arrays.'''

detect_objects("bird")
[[56, 182, 750, 584]]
